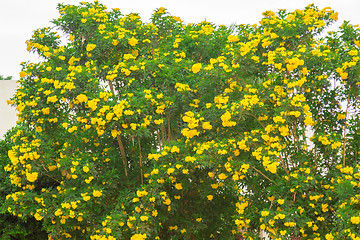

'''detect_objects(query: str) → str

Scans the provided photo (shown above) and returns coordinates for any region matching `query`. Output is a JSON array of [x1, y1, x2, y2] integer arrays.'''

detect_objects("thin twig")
[[248, 112, 265, 129], [292, 124, 300, 167], [251, 166, 278, 186], [107, 80, 128, 177], [293, 192, 296, 203], [138, 138, 144, 185], [108, 80, 115, 95], [116, 135, 128, 177], [156, 130, 163, 150], [161, 123, 165, 146], [167, 114, 171, 141], [279, 155, 289, 175], [44, 173, 61, 184], [342, 88, 351, 166]]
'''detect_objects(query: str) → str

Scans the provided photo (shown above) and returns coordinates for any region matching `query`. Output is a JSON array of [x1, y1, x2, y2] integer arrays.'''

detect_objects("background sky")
[[1, 0, 360, 79]]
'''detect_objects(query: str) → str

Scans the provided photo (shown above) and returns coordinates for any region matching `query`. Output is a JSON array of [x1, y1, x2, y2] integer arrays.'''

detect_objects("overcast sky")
[[1, 0, 360, 79]]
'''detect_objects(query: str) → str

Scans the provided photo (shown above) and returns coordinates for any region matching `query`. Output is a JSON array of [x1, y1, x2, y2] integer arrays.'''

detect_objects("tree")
[[0, 75, 13, 80], [2, 2, 360, 239]]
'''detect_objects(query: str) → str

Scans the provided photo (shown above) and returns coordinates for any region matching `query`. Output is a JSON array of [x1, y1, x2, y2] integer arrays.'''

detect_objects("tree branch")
[[251, 166, 278, 186], [138, 138, 144, 185]]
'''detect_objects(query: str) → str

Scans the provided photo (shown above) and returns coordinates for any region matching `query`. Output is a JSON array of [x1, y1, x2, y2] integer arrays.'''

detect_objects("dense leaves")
[[0, 128, 48, 239]]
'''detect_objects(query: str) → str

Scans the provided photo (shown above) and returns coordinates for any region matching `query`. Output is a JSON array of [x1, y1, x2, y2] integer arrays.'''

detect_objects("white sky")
[[1, 0, 360, 79]]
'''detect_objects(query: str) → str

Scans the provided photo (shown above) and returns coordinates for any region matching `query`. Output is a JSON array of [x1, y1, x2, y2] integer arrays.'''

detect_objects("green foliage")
[[1, 2, 360, 240], [0, 128, 47, 239]]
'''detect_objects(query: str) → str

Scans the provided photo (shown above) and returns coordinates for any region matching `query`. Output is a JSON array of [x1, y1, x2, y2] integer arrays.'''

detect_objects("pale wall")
[[0, 80, 18, 139]]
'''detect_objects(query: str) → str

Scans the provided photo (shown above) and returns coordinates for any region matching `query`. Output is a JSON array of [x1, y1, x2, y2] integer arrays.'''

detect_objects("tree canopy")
[[2, 2, 360, 239]]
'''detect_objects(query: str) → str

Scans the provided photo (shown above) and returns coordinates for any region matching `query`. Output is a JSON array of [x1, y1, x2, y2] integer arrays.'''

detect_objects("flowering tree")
[[2, 1, 360, 239]]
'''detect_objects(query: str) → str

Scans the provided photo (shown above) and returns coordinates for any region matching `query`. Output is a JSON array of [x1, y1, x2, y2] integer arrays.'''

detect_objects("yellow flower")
[[304, 116, 314, 126], [325, 233, 334, 240], [340, 71, 348, 79], [331, 141, 341, 149], [227, 35, 239, 42], [330, 12, 338, 21], [55, 209, 63, 216], [86, 44, 96, 51], [207, 195, 213, 201], [19, 71, 27, 78], [41, 107, 50, 114], [167, 168, 175, 175], [48, 165, 57, 171], [174, 183, 183, 190], [221, 111, 236, 127], [232, 174, 239, 180], [128, 37, 139, 47], [93, 190, 102, 197], [76, 94, 88, 103], [112, 39, 119, 46], [277, 199, 285, 205], [47, 95, 58, 103], [267, 162, 277, 174], [284, 221, 296, 227], [140, 216, 149, 221], [261, 210, 269, 216], [218, 173, 228, 180], [251, 56, 260, 63], [156, 7, 165, 14], [61, 203, 70, 210], [130, 233, 147, 240], [34, 212, 43, 221], [83, 166, 89, 173], [218, 149, 227, 155], [278, 125, 289, 136], [171, 146, 180, 153], [26, 172, 38, 182], [68, 126, 77, 133], [354, 39, 360, 48], [191, 63, 202, 73], [202, 122, 212, 130], [152, 210, 158, 216], [83, 195, 91, 201], [163, 198, 171, 205], [351, 216, 360, 224], [337, 113, 346, 120], [136, 190, 148, 197], [262, 10, 275, 17], [273, 116, 285, 123]]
